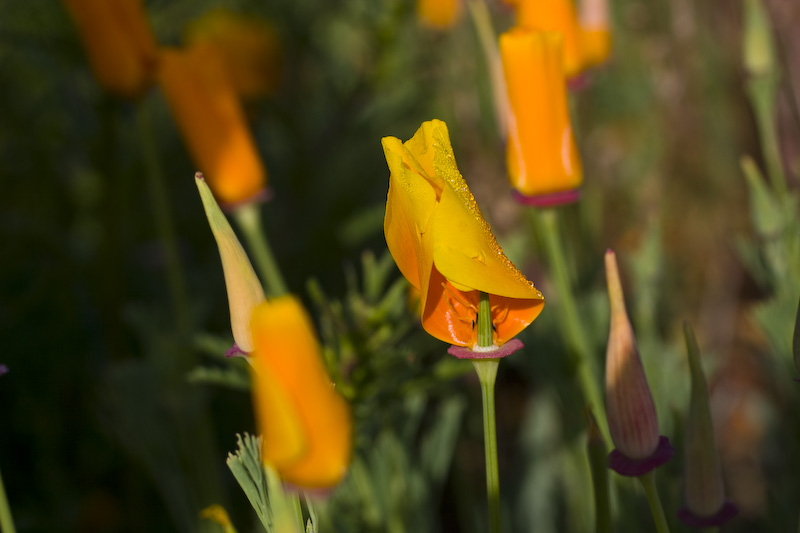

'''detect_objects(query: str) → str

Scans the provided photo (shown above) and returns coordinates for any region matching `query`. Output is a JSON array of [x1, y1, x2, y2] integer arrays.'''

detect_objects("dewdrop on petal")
[[196, 173, 265, 354], [604, 250, 673, 475]]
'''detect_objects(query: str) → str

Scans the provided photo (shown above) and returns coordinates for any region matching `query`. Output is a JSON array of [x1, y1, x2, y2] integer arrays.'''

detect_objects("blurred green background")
[[2, 0, 800, 531]]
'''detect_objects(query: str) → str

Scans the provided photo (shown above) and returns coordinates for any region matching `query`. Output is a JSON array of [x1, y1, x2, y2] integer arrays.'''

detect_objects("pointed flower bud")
[[500, 29, 583, 207], [160, 48, 268, 207], [677, 322, 738, 527], [62, 0, 158, 99], [196, 174, 265, 354], [417, 0, 463, 29], [743, 0, 777, 79], [250, 296, 352, 489], [512, 0, 584, 79], [185, 9, 283, 100], [604, 250, 673, 475], [382, 120, 544, 351]]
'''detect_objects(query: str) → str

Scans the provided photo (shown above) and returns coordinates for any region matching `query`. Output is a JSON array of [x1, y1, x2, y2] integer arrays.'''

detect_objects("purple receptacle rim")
[[677, 500, 738, 528], [512, 189, 581, 208], [225, 343, 249, 358], [447, 339, 524, 360], [567, 71, 592, 91], [607, 436, 675, 476], [0, 364, 8, 377]]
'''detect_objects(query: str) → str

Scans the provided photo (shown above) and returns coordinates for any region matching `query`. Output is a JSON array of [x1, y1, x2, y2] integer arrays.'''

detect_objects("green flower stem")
[[530, 208, 610, 445], [639, 471, 670, 533], [137, 103, 191, 338], [473, 291, 501, 533], [0, 467, 16, 533], [466, 0, 507, 139], [233, 204, 288, 298], [473, 358, 500, 533]]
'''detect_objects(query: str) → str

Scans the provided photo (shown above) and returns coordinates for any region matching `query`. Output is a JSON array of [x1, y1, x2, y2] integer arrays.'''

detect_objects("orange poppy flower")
[[250, 296, 352, 489], [500, 29, 582, 205], [417, 0, 463, 29], [513, 0, 584, 78], [158, 46, 267, 206], [185, 9, 282, 99], [382, 119, 544, 348], [62, 0, 157, 99], [578, 0, 611, 67]]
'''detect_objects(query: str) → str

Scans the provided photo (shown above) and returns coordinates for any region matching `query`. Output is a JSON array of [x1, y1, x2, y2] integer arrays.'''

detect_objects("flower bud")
[[417, 0, 463, 29], [160, 48, 268, 206], [743, 0, 776, 79], [604, 250, 673, 475], [196, 174, 265, 354], [513, 0, 583, 78], [62, 0, 157, 99], [578, 0, 611, 68], [250, 296, 352, 489], [185, 9, 282, 99], [677, 322, 737, 527], [500, 29, 582, 206]]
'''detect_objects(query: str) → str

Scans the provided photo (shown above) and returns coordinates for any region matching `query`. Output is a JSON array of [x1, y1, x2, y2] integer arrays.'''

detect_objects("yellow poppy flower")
[[417, 0, 463, 30], [500, 28, 582, 205], [62, 0, 157, 99], [158, 46, 268, 207], [185, 9, 282, 99], [382, 119, 544, 348], [250, 296, 352, 489], [512, 0, 584, 78]]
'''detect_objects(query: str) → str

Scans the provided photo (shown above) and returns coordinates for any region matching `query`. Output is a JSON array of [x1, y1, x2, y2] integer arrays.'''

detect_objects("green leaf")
[[186, 365, 251, 392], [226, 434, 272, 532]]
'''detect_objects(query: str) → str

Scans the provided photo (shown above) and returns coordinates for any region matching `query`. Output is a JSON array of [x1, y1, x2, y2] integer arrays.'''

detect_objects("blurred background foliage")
[[2, 0, 800, 531]]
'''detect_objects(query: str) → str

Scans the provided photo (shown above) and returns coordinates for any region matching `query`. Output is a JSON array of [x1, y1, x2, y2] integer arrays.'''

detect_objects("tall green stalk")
[[233, 203, 289, 298], [530, 208, 609, 444], [639, 471, 670, 533], [137, 103, 191, 338], [473, 291, 501, 533], [0, 467, 16, 533]]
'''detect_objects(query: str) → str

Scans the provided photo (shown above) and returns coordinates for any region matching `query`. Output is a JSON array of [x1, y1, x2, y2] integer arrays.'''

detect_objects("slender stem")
[[477, 291, 494, 347], [531, 208, 610, 444], [639, 471, 670, 533], [473, 291, 501, 533], [137, 103, 191, 337], [473, 358, 500, 533], [233, 204, 289, 298], [0, 467, 16, 533], [466, 0, 508, 139]]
